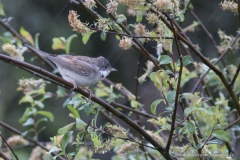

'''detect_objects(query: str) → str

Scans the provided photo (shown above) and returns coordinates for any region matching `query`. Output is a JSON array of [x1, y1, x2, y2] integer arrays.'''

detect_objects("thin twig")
[[90, 125, 157, 150], [0, 121, 65, 160], [111, 102, 158, 119], [0, 133, 19, 160], [92, 0, 161, 70], [88, 26, 173, 39], [192, 32, 240, 93], [165, 16, 183, 153], [230, 62, 240, 87], [200, 126, 215, 150]]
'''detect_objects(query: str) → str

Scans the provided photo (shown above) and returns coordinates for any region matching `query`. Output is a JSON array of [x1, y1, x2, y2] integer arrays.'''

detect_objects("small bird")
[[25, 44, 117, 92]]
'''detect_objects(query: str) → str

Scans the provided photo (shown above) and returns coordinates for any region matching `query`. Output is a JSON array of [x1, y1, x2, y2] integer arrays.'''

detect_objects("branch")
[[0, 150, 11, 160], [0, 19, 56, 69], [111, 102, 158, 119], [0, 121, 65, 160], [165, 16, 183, 153], [0, 54, 173, 159]]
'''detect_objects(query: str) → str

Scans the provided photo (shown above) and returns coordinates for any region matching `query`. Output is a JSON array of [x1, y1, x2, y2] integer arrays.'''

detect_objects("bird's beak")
[[111, 68, 117, 71]]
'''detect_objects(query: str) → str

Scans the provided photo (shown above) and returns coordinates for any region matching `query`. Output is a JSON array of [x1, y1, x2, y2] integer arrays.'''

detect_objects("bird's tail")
[[24, 44, 50, 57]]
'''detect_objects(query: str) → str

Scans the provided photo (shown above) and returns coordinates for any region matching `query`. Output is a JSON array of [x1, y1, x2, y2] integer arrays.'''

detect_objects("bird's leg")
[[63, 76, 93, 99], [80, 87, 94, 100], [63, 75, 78, 90]]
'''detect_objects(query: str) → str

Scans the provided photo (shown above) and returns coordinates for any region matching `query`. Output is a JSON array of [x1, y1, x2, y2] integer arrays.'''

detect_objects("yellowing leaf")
[[52, 38, 65, 50], [0, 3, 5, 16], [20, 27, 34, 45]]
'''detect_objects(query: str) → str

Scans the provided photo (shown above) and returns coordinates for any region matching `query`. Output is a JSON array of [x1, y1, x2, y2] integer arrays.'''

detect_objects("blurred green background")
[[0, 0, 239, 159]]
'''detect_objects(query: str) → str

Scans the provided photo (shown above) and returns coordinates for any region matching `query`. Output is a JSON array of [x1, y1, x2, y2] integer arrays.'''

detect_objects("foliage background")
[[0, 0, 239, 159]]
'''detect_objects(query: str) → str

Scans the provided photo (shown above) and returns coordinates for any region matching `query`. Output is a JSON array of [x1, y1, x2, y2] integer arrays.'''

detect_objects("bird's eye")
[[105, 66, 108, 69]]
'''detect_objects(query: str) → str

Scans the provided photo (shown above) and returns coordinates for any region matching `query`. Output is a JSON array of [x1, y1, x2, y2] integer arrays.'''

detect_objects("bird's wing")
[[55, 55, 96, 76]]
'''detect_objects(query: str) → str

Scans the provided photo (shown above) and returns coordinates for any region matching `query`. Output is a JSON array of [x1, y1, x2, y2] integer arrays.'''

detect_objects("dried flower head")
[[29, 146, 46, 160], [172, 0, 180, 16], [119, 36, 132, 50], [18, 78, 46, 93], [115, 83, 136, 100], [29, 143, 53, 160], [105, 124, 128, 138], [106, 0, 118, 14], [134, 23, 147, 36], [138, 61, 154, 83], [94, 139, 114, 154], [220, 0, 238, 13], [95, 18, 112, 32], [2, 43, 24, 61], [146, 130, 166, 147], [217, 30, 240, 54], [146, 12, 158, 25], [153, 0, 170, 10], [193, 62, 209, 77], [68, 10, 90, 34], [7, 135, 29, 147], [83, 0, 96, 9], [182, 21, 199, 33], [119, 0, 144, 9], [116, 142, 139, 155]]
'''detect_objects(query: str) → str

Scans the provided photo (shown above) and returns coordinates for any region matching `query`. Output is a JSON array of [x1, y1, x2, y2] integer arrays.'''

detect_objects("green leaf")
[[116, 35, 120, 40], [212, 130, 230, 143], [100, 32, 107, 41], [34, 100, 44, 108], [196, 143, 204, 150], [65, 34, 77, 54], [52, 38, 65, 50], [19, 95, 34, 105], [177, 55, 193, 66], [21, 129, 35, 137], [76, 118, 87, 129], [68, 94, 86, 107], [22, 118, 34, 126], [184, 107, 215, 116], [37, 126, 47, 135], [116, 14, 126, 24], [159, 55, 172, 65], [58, 123, 75, 135], [82, 31, 94, 44], [46, 146, 61, 160], [37, 110, 54, 122], [184, 121, 195, 134], [150, 99, 164, 114], [61, 131, 73, 153], [130, 100, 143, 108], [36, 117, 48, 127], [56, 86, 66, 98], [68, 105, 80, 119], [34, 33, 40, 49], [52, 152, 65, 160], [19, 108, 37, 123], [20, 27, 34, 45], [136, 11, 142, 23], [166, 91, 176, 104], [91, 132, 101, 147]]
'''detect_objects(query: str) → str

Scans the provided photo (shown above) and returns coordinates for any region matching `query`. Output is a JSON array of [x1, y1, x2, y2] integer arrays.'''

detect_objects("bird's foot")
[[80, 87, 94, 101]]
